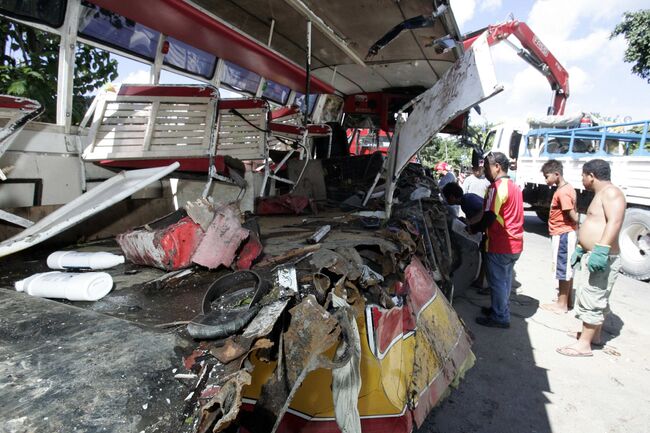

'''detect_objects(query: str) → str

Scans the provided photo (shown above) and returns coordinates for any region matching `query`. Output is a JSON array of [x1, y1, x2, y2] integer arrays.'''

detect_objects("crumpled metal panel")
[[404, 258, 471, 428], [117, 216, 203, 270], [385, 34, 503, 215], [193, 205, 249, 269], [249, 295, 343, 433]]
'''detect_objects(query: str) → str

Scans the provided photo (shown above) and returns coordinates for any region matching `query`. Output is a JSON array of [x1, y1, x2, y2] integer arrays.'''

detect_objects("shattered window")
[[221, 61, 261, 95], [262, 80, 290, 105], [0, 0, 66, 28], [163, 37, 216, 79], [78, 2, 159, 60], [293, 92, 317, 115]]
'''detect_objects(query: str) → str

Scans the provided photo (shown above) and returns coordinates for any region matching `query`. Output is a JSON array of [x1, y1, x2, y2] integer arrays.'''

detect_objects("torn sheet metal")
[[192, 205, 249, 269], [197, 370, 252, 433], [0, 95, 43, 180], [235, 232, 263, 270], [404, 257, 472, 428], [185, 198, 216, 231], [250, 295, 343, 433], [0, 163, 179, 258], [117, 216, 203, 270], [385, 34, 503, 214], [331, 293, 362, 433]]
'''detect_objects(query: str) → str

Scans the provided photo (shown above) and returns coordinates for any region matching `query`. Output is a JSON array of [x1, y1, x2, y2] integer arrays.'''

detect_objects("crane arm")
[[463, 20, 569, 115]]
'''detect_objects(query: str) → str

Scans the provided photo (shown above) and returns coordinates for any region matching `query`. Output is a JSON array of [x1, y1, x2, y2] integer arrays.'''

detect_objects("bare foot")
[[540, 303, 568, 314], [566, 331, 603, 347]]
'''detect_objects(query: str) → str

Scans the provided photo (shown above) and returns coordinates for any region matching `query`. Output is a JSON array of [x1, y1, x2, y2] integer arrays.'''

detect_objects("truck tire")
[[619, 208, 650, 281]]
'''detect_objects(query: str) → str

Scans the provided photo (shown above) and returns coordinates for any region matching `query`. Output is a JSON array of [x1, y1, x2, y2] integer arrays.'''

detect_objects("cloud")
[[118, 69, 151, 84], [449, 0, 476, 28], [479, 0, 503, 12]]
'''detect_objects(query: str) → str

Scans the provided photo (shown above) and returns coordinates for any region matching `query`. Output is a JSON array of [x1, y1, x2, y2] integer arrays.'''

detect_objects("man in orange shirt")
[[540, 160, 579, 314]]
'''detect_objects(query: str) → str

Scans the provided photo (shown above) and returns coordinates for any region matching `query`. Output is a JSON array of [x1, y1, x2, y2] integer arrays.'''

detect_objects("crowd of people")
[[435, 155, 626, 357]]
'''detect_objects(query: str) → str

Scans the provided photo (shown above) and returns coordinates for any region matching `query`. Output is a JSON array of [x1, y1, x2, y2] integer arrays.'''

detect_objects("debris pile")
[[158, 165, 472, 433]]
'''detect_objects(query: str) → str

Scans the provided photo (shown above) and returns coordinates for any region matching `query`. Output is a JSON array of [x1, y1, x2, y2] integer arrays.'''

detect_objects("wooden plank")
[[153, 124, 207, 132], [150, 137, 204, 145], [151, 130, 206, 138], [99, 124, 147, 133], [101, 117, 149, 125], [156, 110, 208, 118], [94, 138, 147, 146], [154, 117, 207, 125], [96, 131, 149, 140], [103, 109, 152, 117]]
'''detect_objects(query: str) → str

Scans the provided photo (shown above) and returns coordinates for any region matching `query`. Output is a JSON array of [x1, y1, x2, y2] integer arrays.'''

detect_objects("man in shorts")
[[556, 159, 626, 357], [539, 160, 579, 314]]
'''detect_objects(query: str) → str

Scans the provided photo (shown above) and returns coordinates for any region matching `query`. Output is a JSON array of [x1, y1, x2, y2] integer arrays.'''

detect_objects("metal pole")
[[304, 20, 312, 127]]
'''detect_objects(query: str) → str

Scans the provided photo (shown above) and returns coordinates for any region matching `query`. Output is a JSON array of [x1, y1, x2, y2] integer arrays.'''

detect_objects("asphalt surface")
[[421, 211, 650, 433]]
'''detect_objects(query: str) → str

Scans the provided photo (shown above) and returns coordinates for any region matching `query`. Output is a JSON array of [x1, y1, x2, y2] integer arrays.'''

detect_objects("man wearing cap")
[[435, 161, 456, 190]]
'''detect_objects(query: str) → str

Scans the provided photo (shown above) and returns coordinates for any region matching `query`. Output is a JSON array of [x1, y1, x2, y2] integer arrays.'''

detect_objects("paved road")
[[421, 212, 650, 433]]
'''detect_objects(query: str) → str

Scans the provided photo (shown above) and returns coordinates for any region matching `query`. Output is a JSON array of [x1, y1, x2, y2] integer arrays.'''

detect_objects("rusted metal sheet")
[[197, 370, 252, 433], [249, 295, 343, 433], [192, 205, 249, 269], [404, 258, 472, 428], [385, 34, 503, 215], [117, 216, 203, 270]]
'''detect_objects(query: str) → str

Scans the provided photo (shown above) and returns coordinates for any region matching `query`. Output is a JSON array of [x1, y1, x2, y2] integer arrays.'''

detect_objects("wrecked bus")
[[0, 1, 502, 432]]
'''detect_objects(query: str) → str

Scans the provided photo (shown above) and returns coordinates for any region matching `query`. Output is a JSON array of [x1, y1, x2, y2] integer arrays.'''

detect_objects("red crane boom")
[[463, 20, 570, 115]]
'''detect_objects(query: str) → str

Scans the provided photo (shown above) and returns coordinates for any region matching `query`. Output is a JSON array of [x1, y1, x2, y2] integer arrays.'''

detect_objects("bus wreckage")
[[0, 1, 502, 432]]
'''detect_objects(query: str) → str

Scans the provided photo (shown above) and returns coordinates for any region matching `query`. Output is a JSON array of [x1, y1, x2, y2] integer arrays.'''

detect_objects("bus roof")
[[89, 0, 463, 95]]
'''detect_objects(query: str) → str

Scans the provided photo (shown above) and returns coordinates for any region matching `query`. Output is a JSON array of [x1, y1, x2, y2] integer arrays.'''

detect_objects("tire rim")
[[620, 223, 650, 264]]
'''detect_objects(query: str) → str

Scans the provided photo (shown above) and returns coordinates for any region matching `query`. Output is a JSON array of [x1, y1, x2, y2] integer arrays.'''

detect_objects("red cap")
[[435, 162, 450, 171]]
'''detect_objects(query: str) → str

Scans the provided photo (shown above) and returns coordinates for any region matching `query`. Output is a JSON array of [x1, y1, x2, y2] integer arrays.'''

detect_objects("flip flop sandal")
[[556, 346, 593, 357], [187, 270, 270, 339]]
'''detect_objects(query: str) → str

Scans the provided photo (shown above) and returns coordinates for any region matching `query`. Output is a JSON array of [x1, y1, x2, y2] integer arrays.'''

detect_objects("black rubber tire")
[[619, 208, 650, 281]]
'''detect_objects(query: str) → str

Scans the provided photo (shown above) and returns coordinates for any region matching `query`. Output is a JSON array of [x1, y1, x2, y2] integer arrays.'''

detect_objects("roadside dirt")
[[421, 212, 650, 433]]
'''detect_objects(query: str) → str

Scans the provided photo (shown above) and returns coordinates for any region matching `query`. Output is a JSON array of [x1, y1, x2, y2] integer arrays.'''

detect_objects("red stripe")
[[117, 85, 217, 98], [88, 0, 335, 94]]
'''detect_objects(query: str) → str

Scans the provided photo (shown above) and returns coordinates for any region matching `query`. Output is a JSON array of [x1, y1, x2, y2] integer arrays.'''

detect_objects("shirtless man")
[[556, 159, 626, 357]]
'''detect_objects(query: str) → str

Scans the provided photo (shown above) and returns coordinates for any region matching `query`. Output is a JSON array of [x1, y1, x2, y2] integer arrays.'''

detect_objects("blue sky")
[[450, 0, 649, 125], [115, 0, 649, 125]]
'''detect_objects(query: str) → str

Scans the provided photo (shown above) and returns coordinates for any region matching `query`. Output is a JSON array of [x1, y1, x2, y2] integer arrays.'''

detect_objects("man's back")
[[463, 174, 490, 198]]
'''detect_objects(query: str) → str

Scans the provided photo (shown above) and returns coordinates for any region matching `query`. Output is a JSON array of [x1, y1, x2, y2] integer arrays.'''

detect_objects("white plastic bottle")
[[15, 271, 114, 301], [47, 251, 125, 270]]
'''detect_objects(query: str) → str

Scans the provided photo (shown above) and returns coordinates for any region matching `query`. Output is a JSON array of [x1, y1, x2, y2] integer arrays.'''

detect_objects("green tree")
[[419, 134, 471, 172], [1, 18, 118, 123], [611, 9, 650, 83]]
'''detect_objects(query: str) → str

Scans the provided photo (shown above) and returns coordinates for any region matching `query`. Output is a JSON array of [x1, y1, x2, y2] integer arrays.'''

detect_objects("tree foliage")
[[419, 135, 471, 172], [1, 18, 118, 123], [419, 121, 494, 172], [611, 9, 650, 83]]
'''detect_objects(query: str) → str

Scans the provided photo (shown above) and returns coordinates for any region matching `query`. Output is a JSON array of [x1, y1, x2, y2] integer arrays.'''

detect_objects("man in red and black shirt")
[[470, 152, 524, 328]]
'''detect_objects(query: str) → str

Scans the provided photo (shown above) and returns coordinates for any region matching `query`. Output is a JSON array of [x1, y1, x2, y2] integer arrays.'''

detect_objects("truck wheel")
[[535, 207, 549, 223], [619, 208, 650, 281]]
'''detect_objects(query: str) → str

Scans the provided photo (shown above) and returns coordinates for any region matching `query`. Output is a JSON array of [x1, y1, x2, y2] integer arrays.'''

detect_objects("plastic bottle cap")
[[15, 279, 24, 292]]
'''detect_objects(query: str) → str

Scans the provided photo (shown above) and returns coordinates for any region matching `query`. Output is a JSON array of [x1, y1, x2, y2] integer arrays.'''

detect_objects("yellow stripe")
[[494, 179, 510, 226]]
